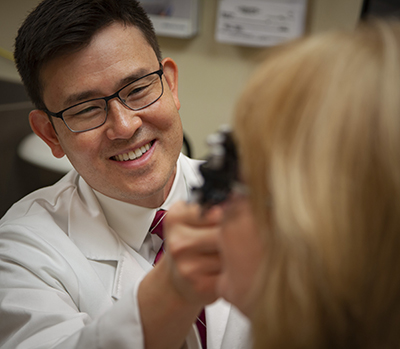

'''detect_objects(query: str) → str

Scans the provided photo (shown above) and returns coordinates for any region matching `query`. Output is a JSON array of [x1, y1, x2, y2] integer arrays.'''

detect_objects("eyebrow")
[[63, 67, 153, 108]]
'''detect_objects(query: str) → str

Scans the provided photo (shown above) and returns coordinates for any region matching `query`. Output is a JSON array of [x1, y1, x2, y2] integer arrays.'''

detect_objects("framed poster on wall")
[[215, 0, 307, 47], [138, 0, 199, 38]]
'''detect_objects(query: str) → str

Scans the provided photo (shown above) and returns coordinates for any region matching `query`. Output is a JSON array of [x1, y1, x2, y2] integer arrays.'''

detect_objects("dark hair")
[[14, 0, 162, 110]]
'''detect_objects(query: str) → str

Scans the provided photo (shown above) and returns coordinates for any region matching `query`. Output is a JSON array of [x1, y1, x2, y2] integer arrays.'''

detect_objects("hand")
[[162, 201, 223, 306], [137, 201, 223, 349]]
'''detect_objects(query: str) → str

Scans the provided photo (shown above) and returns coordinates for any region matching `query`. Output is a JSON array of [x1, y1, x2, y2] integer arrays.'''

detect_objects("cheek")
[[218, 203, 264, 313], [57, 129, 101, 165], [222, 226, 262, 286], [142, 97, 182, 141], [158, 104, 181, 131], [150, 101, 183, 148]]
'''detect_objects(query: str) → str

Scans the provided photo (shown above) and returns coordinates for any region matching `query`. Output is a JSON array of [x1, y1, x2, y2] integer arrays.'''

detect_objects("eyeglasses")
[[45, 64, 164, 133]]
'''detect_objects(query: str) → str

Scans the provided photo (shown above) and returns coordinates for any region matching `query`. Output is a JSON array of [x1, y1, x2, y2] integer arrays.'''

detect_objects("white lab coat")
[[0, 154, 251, 349]]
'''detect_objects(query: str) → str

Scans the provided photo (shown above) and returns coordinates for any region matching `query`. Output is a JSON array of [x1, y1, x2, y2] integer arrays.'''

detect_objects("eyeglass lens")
[[62, 71, 163, 132]]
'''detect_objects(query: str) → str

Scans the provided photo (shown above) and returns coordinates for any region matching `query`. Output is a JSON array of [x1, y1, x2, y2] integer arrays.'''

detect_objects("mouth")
[[111, 141, 153, 162]]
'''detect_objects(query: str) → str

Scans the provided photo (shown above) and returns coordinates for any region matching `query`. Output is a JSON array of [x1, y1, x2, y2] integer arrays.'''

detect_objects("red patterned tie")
[[150, 210, 207, 348], [150, 210, 167, 265]]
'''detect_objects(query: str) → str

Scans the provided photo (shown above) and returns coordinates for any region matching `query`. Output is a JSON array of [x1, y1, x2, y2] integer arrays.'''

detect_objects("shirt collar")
[[93, 157, 189, 251]]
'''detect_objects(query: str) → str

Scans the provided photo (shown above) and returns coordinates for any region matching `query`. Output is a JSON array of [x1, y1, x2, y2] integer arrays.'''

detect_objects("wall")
[[0, 0, 363, 158]]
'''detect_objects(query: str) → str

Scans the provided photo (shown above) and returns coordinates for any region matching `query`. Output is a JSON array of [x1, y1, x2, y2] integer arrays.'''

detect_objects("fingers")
[[164, 201, 222, 259], [160, 201, 223, 305], [164, 201, 223, 229], [169, 251, 221, 304], [166, 222, 219, 255]]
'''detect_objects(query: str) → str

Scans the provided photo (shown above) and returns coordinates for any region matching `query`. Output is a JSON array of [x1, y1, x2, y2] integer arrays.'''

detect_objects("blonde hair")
[[234, 19, 400, 348]]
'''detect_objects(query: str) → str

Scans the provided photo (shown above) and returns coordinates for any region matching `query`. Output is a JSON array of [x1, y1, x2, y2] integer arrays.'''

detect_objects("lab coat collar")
[[65, 175, 149, 300], [66, 175, 123, 261]]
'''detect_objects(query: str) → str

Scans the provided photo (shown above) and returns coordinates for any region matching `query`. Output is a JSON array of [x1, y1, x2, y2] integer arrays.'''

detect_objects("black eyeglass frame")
[[44, 64, 164, 133]]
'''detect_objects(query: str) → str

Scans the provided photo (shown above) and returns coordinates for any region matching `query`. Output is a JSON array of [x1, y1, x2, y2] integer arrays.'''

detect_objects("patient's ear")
[[29, 110, 65, 159]]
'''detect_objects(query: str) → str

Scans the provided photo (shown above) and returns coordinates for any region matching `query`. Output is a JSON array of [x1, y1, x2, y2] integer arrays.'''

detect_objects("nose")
[[105, 98, 142, 140]]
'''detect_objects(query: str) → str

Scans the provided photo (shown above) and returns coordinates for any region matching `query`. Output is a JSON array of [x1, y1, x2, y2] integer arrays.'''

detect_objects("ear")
[[161, 57, 180, 110], [29, 109, 66, 159]]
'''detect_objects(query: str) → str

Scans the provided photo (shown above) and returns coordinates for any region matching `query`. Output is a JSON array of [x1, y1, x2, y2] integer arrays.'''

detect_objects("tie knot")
[[150, 210, 166, 240]]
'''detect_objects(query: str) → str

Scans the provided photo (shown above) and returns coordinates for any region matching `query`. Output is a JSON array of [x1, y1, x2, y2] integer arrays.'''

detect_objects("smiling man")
[[0, 1, 250, 348], [32, 23, 182, 208]]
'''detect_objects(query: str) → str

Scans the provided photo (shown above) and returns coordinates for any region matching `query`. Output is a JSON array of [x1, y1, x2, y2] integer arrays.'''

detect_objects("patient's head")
[[220, 19, 400, 348]]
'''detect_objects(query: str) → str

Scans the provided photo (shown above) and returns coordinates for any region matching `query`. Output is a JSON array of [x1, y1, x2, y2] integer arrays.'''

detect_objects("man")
[[0, 0, 250, 348]]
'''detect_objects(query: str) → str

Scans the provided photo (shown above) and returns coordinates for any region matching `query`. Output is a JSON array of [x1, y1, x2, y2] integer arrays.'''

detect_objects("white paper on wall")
[[139, 0, 199, 38], [216, 0, 307, 47]]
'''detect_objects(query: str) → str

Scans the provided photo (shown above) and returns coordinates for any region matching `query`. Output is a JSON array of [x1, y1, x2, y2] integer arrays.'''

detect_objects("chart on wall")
[[138, 0, 199, 38], [215, 0, 307, 47]]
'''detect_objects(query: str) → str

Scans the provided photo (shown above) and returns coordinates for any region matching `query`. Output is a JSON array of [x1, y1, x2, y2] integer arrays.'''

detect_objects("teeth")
[[114, 142, 152, 161]]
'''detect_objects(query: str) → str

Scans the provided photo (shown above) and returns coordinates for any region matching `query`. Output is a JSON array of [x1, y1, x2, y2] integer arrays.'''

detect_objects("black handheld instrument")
[[192, 126, 239, 209]]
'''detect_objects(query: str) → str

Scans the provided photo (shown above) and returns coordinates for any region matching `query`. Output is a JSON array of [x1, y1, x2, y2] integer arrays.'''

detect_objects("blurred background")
[[1, 0, 396, 216]]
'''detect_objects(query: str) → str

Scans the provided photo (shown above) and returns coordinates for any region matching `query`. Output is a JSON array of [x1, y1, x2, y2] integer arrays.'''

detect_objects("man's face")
[[38, 23, 183, 208]]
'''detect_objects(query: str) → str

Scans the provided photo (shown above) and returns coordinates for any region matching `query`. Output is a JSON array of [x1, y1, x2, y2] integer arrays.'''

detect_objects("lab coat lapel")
[[206, 299, 252, 349], [68, 178, 155, 301], [220, 304, 252, 349], [111, 248, 152, 300], [67, 178, 121, 261], [206, 299, 231, 349]]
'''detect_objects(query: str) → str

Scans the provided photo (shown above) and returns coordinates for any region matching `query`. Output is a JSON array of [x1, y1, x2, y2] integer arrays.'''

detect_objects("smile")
[[112, 142, 152, 161]]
